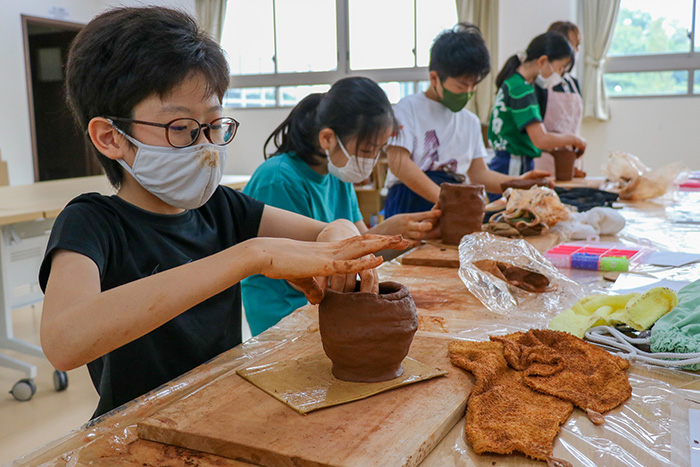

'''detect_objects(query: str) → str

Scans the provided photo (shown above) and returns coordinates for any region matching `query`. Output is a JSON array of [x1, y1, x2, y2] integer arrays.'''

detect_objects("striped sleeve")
[[504, 82, 542, 131]]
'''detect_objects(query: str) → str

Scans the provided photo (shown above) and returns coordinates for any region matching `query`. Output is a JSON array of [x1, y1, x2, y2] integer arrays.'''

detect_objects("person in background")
[[39, 7, 406, 419], [242, 77, 439, 336], [383, 23, 552, 217], [534, 21, 586, 177], [488, 31, 586, 184]]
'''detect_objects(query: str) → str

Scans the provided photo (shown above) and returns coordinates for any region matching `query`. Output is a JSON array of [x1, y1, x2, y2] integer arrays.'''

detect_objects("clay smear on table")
[[439, 183, 486, 245], [319, 281, 418, 382]]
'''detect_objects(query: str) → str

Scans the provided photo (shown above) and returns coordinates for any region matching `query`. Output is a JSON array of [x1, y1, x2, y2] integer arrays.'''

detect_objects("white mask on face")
[[111, 124, 227, 209], [535, 62, 563, 88], [325, 137, 378, 184]]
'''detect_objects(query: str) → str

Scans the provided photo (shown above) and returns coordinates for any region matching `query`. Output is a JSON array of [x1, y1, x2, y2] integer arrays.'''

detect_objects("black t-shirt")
[[39, 186, 264, 419]]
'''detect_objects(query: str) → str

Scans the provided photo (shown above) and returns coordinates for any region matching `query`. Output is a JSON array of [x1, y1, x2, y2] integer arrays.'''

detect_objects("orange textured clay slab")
[[138, 332, 472, 467]]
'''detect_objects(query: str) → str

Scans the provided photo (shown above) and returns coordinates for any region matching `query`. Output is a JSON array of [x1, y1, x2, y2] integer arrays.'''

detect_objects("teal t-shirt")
[[241, 152, 363, 336], [488, 72, 543, 158]]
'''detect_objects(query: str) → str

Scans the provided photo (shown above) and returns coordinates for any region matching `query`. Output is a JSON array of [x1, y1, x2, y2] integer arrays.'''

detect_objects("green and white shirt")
[[488, 72, 543, 158]]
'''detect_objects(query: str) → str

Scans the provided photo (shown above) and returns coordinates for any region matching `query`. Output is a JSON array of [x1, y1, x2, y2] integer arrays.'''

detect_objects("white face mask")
[[326, 137, 378, 184], [112, 124, 227, 209], [535, 62, 563, 88]]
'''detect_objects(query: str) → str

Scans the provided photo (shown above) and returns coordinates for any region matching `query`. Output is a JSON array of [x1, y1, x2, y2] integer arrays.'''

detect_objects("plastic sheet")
[[418, 318, 700, 466], [12, 191, 700, 467], [457, 232, 584, 318]]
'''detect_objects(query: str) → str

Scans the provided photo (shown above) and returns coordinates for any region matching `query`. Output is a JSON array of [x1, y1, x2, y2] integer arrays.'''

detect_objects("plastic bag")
[[602, 152, 685, 201], [458, 232, 583, 319], [602, 151, 649, 183]]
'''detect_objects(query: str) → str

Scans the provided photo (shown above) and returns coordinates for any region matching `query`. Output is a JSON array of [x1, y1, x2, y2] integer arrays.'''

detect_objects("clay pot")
[[552, 149, 578, 181], [439, 183, 486, 245], [319, 281, 418, 383]]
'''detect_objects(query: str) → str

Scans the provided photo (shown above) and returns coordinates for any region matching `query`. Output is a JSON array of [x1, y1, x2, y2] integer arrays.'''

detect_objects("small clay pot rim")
[[325, 281, 409, 301]]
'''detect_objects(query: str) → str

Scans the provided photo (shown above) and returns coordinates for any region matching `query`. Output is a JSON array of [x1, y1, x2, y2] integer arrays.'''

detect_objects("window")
[[221, 0, 457, 107], [604, 0, 700, 97]]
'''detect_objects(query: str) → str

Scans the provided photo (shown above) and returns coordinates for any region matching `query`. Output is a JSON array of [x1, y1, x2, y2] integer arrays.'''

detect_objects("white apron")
[[535, 75, 584, 174]]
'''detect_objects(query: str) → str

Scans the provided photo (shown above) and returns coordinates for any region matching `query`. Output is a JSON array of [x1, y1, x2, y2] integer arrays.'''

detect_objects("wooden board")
[[138, 332, 472, 467], [401, 233, 561, 268]]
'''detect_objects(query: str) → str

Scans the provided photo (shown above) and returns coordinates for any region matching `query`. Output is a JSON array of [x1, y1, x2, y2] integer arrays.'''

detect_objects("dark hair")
[[429, 22, 491, 83], [548, 21, 580, 41], [495, 31, 574, 89], [264, 77, 397, 165], [65, 7, 229, 189]]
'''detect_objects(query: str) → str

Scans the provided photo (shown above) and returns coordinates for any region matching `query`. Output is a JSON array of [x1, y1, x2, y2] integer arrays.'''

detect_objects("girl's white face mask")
[[326, 137, 378, 184], [536, 62, 563, 89], [111, 123, 227, 209]]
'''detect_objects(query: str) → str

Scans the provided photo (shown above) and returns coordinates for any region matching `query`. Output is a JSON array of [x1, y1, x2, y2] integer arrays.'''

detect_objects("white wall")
[[224, 108, 289, 175], [581, 97, 700, 173], [497, 0, 576, 71], [0, 0, 195, 186]]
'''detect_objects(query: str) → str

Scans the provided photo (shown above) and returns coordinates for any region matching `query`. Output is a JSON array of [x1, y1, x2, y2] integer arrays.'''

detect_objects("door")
[[23, 16, 100, 181]]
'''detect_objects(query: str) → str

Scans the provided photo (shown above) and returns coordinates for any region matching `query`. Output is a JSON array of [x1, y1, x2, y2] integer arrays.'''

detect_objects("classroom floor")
[[0, 302, 254, 465], [0, 303, 97, 465]]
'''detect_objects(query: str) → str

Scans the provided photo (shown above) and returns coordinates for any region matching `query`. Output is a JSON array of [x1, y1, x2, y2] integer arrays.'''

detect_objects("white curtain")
[[456, 0, 499, 125], [581, 0, 620, 121], [195, 0, 228, 43]]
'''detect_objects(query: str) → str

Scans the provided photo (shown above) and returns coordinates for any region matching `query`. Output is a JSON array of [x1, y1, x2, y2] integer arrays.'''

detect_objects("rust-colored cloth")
[[448, 340, 574, 461], [491, 329, 632, 413]]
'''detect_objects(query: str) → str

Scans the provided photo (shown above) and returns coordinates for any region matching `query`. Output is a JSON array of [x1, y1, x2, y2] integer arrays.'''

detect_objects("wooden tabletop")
[[0, 174, 250, 225], [10, 189, 700, 466]]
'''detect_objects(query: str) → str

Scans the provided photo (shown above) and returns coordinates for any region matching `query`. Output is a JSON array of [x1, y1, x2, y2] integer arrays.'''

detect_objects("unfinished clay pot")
[[552, 149, 578, 181], [319, 281, 418, 382], [439, 183, 486, 245]]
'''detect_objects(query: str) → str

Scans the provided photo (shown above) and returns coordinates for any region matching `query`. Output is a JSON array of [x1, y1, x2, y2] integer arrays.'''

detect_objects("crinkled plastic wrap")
[[457, 232, 583, 318], [601, 151, 686, 201]]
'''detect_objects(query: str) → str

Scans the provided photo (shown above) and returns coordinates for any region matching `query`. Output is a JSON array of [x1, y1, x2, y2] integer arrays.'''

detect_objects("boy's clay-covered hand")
[[255, 234, 408, 304], [519, 169, 554, 188], [370, 208, 441, 247]]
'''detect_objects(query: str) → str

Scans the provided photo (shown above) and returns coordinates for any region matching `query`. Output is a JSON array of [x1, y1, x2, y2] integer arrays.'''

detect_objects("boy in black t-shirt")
[[38, 6, 406, 419]]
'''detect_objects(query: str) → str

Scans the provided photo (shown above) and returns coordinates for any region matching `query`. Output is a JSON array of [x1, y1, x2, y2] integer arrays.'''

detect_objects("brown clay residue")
[[418, 315, 448, 333], [411, 291, 450, 310], [196, 147, 219, 168]]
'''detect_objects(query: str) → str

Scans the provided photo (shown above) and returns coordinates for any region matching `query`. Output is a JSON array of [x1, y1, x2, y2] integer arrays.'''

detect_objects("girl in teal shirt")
[[243, 77, 440, 335]]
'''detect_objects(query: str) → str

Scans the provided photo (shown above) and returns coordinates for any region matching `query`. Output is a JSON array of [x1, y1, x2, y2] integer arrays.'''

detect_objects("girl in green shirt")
[[488, 31, 587, 178]]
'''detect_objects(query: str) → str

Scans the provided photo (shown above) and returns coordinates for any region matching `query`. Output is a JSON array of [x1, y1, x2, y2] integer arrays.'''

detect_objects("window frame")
[[604, 0, 700, 98], [226, 0, 436, 107]]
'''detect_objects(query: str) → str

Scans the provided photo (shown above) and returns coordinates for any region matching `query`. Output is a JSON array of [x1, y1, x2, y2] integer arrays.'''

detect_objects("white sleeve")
[[469, 114, 488, 160], [388, 100, 415, 156]]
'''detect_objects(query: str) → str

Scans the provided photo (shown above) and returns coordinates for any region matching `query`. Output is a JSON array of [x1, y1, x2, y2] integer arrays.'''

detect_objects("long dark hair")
[[495, 31, 574, 89], [264, 77, 398, 165]]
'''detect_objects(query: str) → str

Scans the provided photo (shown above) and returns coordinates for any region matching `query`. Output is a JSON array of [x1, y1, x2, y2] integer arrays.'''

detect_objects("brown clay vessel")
[[439, 183, 486, 245], [319, 281, 418, 382], [552, 149, 578, 181]]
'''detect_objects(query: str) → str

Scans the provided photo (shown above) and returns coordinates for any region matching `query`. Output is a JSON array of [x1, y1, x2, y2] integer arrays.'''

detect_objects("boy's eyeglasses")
[[106, 116, 239, 148]]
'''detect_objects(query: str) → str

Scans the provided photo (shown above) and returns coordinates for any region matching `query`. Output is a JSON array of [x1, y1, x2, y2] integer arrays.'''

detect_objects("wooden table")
[[0, 174, 250, 398], [9, 188, 700, 466]]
